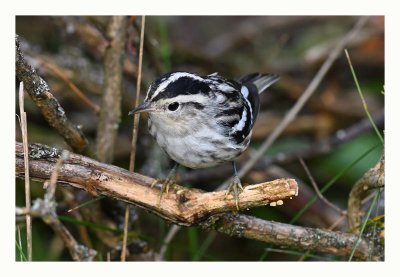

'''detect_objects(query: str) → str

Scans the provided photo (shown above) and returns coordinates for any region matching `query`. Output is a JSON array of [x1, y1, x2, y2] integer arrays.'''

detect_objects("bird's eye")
[[168, 102, 179, 111]]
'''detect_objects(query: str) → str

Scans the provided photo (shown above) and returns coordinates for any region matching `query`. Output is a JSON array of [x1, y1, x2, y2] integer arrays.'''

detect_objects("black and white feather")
[[135, 71, 279, 169]]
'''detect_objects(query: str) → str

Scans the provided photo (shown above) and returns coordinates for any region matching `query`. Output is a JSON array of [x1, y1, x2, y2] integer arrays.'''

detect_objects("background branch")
[[95, 16, 127, 163], [15, 35, 88, 153]]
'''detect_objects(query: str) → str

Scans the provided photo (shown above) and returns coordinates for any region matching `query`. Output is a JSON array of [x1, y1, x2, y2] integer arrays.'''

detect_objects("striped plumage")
[[129, 71, 279, 207], [138, 71, 279, 168]]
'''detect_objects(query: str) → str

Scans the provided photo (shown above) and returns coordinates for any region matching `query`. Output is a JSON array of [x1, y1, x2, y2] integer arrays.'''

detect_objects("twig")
[[15, 35, 88, 153], [133, 19, 164, 75], [129, 17, 145, 171], [155, 224, 181, 261], [15, 142, 297, 225], [95, 16, 128, 163], [122, 15, 146, 262], [348, 152, 384, 232], [45, 151, 69, 200], [344, 49, 384, 143], [60, 189, 94, 248], [328, 214, 347, 231], [298, 157, 345, 215], [30, 150, 97, 261], [41, 60, 100, 114], [219, 17, 369, 189], [121, 204, 130, 261], [67, 196, 104, 213], [18, 82, 32, 261]]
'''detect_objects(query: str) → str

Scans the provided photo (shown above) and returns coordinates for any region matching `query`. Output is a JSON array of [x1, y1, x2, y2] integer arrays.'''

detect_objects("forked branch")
[[15, 142, 297, 225]]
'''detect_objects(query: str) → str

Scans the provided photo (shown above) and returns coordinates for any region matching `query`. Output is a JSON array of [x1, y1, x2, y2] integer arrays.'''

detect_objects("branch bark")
[[15, 35, 88, 153], [202, 213, 374, 260], [15, 142, 297, 225], [348, 152, 384, 232], [95, 16, 127, 163]]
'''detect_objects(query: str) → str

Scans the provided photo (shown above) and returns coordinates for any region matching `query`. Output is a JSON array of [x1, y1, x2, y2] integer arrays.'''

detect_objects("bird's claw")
[[226, 176, 244, 210], [150, 176, 176, 204]]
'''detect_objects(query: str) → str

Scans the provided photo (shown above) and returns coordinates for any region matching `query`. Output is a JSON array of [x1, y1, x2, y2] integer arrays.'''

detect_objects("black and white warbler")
[[129, 71, 279, 208]]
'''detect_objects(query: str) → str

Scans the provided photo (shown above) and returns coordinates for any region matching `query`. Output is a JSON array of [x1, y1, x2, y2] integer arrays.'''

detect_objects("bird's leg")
[[226, 161, 244, 210], [151, 162, 179, 203]]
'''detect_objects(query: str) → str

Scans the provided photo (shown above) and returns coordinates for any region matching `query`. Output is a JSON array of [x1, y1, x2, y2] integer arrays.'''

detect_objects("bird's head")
[[128, 72, 213, 130]]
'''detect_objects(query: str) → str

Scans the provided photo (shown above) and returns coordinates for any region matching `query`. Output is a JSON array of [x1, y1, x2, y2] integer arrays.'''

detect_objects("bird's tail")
[[239, 73, 280, 94]]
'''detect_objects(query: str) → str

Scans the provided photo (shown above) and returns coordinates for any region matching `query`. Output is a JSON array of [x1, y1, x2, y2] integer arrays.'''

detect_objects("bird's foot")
[[226, 175, 244, 210], [151, 164, 178, 204]]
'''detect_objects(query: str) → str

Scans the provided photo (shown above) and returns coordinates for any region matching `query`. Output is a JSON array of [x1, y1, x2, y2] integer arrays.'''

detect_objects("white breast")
[[148, 118, 248, 169]]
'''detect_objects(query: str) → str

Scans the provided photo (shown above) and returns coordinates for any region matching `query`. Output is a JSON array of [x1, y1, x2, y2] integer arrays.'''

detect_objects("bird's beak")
[[128, 102, 153, 115]]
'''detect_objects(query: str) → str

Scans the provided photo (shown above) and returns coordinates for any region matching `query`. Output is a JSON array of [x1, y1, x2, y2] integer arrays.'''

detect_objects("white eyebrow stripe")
[[149, 72, 204, 101]]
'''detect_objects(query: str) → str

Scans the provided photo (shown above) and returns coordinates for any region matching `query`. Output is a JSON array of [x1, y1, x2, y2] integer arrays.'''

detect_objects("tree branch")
[[15, 35, 88, 153], [202, 213, 375, 260], [15, 142, 297, 225], [348, 152, 384, 232]]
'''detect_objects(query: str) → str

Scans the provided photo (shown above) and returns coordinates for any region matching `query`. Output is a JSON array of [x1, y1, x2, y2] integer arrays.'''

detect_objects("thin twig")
[[128, 18, 145, 170], [122, 15, 146, 262], [298, 157, 345, 215], [344, 49, 384, 144], [18, 82, 32, 261], [41, 60, 100, 114], [67, 196, 105, 213], [155, 224, 181, 261], [30, 150, 97, 261], [329, 214, 347, 231], [219, 17, 369, 189], [121, 206, 130, 261], [45, 150, 70, 198]]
